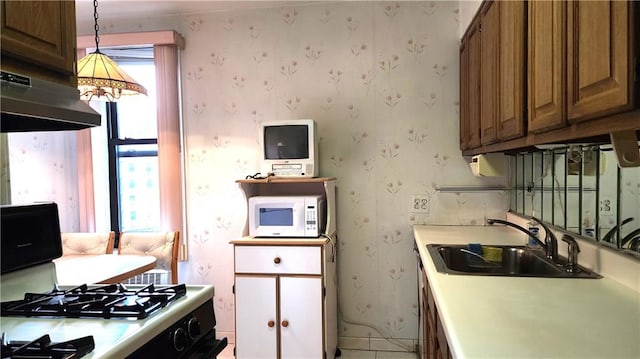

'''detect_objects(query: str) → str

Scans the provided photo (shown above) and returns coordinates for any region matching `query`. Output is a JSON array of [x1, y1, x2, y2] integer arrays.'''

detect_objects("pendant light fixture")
[[77, 0, 147, 101]]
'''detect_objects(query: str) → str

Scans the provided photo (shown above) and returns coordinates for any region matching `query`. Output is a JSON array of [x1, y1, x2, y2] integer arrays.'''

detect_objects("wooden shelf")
[[236, 177, 336, 184]]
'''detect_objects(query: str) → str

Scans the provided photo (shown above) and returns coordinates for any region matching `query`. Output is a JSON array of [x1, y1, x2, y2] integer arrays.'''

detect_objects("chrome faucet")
[[621, 227, 640, 249], [561, 234, 580, 272], [486, 217, 558, 261], [601, 217, 634, 244], [531, 217, 559, 261]]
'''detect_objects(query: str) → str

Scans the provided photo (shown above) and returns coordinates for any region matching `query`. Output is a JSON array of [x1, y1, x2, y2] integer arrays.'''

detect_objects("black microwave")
[[1, 202, 62, 273]]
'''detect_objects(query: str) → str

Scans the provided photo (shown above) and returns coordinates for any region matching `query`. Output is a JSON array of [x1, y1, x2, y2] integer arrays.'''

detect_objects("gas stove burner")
[[1, 283, 186, 320], [1, 333, 95, 359]]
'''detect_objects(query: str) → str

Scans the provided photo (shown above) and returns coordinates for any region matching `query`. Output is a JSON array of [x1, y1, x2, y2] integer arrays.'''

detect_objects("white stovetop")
[[0, 263, 215, 358]]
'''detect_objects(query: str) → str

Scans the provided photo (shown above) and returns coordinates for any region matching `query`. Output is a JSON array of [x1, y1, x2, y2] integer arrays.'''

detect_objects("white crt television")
[[259, 119, 318, 177]]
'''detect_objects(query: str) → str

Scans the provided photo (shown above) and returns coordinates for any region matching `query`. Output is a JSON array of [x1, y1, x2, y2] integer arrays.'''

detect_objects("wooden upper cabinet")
[[528, 0, 567, 133], [459, 17, 482, 151], [497, 0, 525, 140], [1, 1, 77, 86], [567, 0, 634, 123], [480, 0, 499, 145], [460, 0, 638, 155], [479, 0, 525, 146], [466, 21, 482, 149], [459, 37, 470, 150]]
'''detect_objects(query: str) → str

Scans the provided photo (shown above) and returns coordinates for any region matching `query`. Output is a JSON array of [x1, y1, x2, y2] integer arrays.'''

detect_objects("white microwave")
[[248, 195, 325, 238]]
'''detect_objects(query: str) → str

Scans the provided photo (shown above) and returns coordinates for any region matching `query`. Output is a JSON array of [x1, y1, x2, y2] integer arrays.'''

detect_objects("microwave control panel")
[[305, 205, 318, 232]]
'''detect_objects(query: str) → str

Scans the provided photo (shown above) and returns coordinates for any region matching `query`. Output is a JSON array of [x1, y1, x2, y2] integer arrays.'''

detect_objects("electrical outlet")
[[410, 194, 429, 214], [599, 197, 613, 215]]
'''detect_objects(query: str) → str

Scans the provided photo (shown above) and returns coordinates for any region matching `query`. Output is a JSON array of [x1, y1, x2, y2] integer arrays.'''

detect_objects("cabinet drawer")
[[235, 246, 322, 275]]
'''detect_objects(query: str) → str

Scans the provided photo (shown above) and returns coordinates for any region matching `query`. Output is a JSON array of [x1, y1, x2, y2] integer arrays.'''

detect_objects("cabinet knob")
[[267, 320, 275, 328], [274, 257, 281, 264], [281, 320, 289, 327]]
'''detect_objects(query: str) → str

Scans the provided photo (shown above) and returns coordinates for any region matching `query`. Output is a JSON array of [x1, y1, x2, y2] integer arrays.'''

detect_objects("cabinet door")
[[235, 276, 278, 359], [497, 0, 525, 140], [280, 276, 323, 359], [1, 1, 76, 83], [528, 0, 567, 132], [480, 0, 499, 145], [467, 19, 482, 149], [459, 16, 485, 152], [567, 0, 632, 122], [459, 36, 470, 151]]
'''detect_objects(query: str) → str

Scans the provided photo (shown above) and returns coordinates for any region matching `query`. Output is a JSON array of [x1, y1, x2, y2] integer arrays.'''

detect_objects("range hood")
[[0, 71, 101, 132]]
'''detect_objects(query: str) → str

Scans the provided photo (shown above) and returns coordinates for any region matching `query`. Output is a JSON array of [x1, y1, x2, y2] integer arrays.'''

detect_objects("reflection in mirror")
[[509, 144, 640, 257], [524, 153, 533, 215], [566, 145, 580, 233], [541, 151, 554, 224], [532, 152, 543, 220], [516, 154, 525, 214], [598, 146, 619, 246], [553, 150, 567, 229], [580, 146, 597, 238], [619, 162, 640, 253]]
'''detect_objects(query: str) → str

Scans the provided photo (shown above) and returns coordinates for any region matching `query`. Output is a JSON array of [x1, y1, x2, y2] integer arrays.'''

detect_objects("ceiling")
[[75, 0, 319, 22]]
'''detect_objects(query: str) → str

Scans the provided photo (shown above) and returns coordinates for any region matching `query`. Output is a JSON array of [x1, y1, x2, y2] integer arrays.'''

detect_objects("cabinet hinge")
[[323, 351, 327, 359], [323, 287, 326, 297], [232, 285, 235, 294], [233, 347, 236, 356]]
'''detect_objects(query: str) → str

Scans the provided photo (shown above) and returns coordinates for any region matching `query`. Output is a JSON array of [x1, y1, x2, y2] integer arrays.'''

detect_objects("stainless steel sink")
[[427, 244, 601, 278]]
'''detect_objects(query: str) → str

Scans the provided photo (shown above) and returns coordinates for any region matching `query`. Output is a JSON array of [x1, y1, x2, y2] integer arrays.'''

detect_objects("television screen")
[[264, 125, 309, 159]]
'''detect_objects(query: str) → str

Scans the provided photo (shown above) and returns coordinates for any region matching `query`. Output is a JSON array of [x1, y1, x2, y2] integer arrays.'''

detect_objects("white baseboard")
[[338, 336, 416, 352]]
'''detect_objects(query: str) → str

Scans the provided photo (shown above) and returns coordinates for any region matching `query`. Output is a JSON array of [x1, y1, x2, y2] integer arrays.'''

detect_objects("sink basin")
[[427, 244, 601, 278]]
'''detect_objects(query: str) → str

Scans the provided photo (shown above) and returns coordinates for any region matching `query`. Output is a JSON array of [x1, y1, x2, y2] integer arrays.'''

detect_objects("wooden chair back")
[[61, 232, 115, 255], [117, 231, 180, 284]]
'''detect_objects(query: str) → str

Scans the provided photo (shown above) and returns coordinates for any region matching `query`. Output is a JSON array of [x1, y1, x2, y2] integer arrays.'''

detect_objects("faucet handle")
[[561, 234, 580, 272], [561, 234, 579, 247]]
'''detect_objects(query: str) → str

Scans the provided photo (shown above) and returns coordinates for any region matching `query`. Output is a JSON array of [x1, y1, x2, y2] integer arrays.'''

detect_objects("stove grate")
[[0, 283, 186, 320], [1, 333, 95, 359]]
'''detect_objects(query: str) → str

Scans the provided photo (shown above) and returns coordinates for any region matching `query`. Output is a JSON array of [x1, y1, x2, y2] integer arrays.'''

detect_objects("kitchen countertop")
[[414, 225, 640, 359]]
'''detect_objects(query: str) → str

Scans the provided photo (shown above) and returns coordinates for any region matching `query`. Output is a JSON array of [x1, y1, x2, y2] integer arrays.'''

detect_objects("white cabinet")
[[234, 244, 336, 359], [233, 177, 338, 359], [279, 276, 323, 358], [235, 276, 278, 358]]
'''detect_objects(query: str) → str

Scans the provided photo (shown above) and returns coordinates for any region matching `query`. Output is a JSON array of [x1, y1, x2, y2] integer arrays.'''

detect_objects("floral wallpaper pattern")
[[7, 131, 80, 231], [9, 0, 512, 347], [175, 1, 509, 343]]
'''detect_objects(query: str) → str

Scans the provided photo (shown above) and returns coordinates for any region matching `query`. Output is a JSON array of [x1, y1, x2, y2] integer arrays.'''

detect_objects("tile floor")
[[340, 349, 418, 359], [218, 345, 417, 359]]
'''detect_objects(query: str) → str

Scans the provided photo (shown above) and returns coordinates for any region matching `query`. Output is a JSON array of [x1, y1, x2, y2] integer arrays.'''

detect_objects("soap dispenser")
[[526, 211, 540, 249]]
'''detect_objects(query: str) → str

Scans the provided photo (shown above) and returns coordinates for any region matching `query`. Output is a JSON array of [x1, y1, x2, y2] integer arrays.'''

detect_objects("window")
[[76, 33, 184, 249], [102, 51, 161, 234]]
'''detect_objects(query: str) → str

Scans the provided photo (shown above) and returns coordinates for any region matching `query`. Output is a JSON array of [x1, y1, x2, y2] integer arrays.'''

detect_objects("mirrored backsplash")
[[508, 144, 640, 257]]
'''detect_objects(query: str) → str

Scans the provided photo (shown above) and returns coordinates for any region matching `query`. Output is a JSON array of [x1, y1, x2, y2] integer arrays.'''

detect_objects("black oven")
[[127, 299, 228, 359]]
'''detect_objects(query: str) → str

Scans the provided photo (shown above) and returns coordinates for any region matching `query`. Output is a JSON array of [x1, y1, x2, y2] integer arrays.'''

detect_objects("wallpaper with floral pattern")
[[8, 1, 512, 346], [175, 0, 510, 342]]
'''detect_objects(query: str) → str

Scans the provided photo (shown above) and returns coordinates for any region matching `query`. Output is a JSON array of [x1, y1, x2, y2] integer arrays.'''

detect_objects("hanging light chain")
[[93, 0, 100, 51]]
